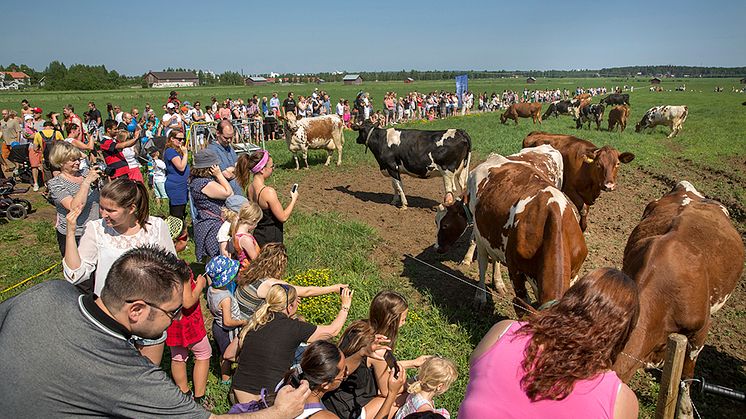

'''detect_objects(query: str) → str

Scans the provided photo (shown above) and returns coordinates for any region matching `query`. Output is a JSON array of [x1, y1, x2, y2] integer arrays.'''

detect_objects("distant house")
[[343, 74, 362, 85], [1, 71, 31, 87], [245, 76, 267, 86], [145, 71, 198, 88], [526, 76, 536, 84], [404, 77, 414, 83], [650, 77, 661, 85]]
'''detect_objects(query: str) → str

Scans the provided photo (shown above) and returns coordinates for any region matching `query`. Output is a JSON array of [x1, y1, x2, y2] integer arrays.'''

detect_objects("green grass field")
[[1, 77, 744, 417]]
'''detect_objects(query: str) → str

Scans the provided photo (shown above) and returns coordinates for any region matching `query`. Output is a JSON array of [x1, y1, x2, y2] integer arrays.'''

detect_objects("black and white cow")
[[353, 121, 471, 208], [575, 104, 605, 130], [599, 93, 630, 106], [542, 99, 580, 119], [635, 105, 689, 138]]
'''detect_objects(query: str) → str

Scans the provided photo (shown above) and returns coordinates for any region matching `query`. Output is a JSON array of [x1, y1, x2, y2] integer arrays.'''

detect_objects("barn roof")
[[247, 76, 267, 82], [147, 71, 198, 80], [342, 74, 361, 81]]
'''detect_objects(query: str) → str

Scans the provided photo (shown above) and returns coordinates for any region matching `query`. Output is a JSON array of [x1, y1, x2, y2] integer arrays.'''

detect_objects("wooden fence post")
[[655, 333, 688, 419]]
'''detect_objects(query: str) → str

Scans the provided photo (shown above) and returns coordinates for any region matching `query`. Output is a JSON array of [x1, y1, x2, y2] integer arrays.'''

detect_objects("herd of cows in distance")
[[279, 91, 744, 415]]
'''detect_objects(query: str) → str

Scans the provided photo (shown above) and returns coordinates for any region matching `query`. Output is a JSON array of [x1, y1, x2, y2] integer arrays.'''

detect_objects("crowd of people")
[[0, 88, 642, 418]]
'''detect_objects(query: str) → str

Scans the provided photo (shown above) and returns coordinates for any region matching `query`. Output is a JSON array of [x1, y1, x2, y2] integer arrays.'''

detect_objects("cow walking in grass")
[[353, 120, 471, 208], [500, 102, 543, 125], [635, 105, 688, 138], [283, 112, 344, 170]]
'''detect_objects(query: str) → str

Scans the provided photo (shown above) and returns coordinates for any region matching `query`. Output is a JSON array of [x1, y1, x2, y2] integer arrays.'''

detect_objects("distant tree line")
[[2, 63, 744, 91]]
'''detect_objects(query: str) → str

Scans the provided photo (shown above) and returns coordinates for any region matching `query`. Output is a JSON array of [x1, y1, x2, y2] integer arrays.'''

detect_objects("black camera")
[[93, 160, 116, 177]]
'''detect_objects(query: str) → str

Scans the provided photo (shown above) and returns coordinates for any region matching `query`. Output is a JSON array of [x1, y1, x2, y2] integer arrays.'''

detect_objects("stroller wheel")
[[6, 203, 27, 220], [15, 199, 32, 213]]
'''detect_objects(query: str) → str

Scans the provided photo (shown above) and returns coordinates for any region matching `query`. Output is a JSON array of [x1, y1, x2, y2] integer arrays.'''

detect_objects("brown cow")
[[608, 105, 629, 132], [522, 131, 635, 231], [500, 102, 542, 125], [434, 145, 586, 308], [613, 181, 744, 418]]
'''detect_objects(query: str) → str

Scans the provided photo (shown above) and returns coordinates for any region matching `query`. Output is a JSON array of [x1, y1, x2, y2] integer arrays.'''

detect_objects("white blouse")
[[63, 216, 176, 296]]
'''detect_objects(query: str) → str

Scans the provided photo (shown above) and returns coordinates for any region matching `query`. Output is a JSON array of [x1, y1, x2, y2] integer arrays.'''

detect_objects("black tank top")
[[253, 186, 284, 246]]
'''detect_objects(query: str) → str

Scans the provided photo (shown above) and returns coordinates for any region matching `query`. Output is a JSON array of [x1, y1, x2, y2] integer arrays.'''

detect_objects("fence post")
[[655, 333, 688, 419]]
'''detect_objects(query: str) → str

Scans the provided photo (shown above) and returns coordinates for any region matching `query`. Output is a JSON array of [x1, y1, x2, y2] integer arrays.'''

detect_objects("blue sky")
[[1, 0, 744, 76]]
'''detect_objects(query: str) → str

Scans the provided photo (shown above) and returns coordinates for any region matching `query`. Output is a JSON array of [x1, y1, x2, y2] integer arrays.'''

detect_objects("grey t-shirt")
[[47, 174, 100, 236], [0, 281, 210, 419]]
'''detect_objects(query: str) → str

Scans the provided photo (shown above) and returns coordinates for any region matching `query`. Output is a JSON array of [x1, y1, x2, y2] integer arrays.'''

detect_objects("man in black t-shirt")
[[282, 92, 296, 116]]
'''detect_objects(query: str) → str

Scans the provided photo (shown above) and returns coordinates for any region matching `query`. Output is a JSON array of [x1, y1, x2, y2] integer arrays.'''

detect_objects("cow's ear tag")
[[584, 156, 595, 164]]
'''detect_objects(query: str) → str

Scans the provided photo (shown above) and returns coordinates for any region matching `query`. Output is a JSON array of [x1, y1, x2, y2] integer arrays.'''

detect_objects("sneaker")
[[33, 185, 39, 192]]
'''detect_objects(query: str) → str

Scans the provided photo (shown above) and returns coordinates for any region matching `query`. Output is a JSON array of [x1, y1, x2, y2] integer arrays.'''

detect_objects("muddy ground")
[[299, 161, 745, 418]]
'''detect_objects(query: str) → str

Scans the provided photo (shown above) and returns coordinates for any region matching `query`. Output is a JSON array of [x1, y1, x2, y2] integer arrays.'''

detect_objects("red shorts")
[[28, 149, 42, 168], [127, 167, 144, 183]]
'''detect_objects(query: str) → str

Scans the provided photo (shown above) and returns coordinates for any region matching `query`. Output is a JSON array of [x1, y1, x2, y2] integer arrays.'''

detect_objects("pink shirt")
[[459, 322, 621, 419]]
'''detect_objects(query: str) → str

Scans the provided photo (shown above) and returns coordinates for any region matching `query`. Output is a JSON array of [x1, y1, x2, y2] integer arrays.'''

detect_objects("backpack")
[[40, 130, 58, 162]]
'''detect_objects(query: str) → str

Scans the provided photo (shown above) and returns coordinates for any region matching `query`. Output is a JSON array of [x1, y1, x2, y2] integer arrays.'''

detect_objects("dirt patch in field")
[[298, 161, 745, 417]]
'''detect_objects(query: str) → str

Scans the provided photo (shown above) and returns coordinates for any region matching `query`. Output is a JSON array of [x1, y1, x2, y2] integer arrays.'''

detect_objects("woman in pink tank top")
[[460, 268, 641, 419]]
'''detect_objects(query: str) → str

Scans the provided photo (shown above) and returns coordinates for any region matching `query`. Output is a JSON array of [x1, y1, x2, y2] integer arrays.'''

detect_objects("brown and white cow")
[[283, 112, 345, 170], [613, 181, 744, 418], [608, 105, 630, 132], [500, 102, 543, 125], [434, 145, 586, 307], [522, 131, 635, 231], [635, 105, 688, 138]]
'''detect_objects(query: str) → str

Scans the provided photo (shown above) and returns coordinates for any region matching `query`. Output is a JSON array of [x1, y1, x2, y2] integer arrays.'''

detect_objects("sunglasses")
[[276, 284, 293, 310], [126, 299, 182, 320], [174, 136, 185, 140]]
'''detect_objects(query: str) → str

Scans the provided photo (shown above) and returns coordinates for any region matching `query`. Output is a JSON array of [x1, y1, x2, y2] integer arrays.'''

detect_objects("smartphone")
[[288, 370, 301, 388], [291, 183, 298, 193], [384, 350, 400, 378]]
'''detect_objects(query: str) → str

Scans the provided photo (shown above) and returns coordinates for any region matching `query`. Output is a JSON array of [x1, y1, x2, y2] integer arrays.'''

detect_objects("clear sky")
[[2, 0, 744, 76]]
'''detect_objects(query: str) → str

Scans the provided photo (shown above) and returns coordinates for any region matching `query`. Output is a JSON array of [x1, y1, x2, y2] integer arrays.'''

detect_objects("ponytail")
[[101, 178, 150, 231], [240, 284, 297, 345]]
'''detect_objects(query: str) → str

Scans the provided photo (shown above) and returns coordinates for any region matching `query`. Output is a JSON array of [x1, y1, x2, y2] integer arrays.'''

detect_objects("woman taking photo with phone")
[[46, 141, 100, 257], [235, 150, 298, 246], [232, 284, 353, 404], [163, 130, 190, 220]]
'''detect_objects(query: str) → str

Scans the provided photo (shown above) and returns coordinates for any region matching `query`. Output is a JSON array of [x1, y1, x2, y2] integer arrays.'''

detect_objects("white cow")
[[284, 113, 345, 170], [635, 105, 689, 138]]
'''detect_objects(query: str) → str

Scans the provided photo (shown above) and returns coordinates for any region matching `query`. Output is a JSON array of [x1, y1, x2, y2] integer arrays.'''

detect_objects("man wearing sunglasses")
[[0, 245, 309, 418]]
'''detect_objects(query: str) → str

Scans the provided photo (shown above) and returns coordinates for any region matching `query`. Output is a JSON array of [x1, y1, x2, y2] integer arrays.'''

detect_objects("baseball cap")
[[225, 195, 248, 212], [24, 114, 33, 120], [166, 103, 176, 109], [33, 107, 42, 113]]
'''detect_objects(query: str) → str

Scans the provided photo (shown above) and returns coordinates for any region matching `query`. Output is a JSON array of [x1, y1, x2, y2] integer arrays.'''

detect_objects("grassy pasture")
[[1, 78, 744, 417]]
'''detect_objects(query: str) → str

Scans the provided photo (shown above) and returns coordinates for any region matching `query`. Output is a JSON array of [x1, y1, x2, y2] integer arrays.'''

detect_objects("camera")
[[93, 160, 116, 177]]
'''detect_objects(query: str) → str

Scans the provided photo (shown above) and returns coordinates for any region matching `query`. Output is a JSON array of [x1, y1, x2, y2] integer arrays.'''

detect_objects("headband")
[[251, 150, 270, 173]]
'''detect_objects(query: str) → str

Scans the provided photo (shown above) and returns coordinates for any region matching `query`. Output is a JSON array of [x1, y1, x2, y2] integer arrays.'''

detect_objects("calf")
[[599, 93, 630, 106], [500, 102, 542, 125], [284, 113, 345, 169], [435, 145, 586, 307], [523, 131, 635, 231], [542, 99, 580, 119], [635, 105, 688, 138], [353, 121, 471, 208], [614, 181, 744, 418], [607, 105, 630, 132], [575, 103, 605, 130]]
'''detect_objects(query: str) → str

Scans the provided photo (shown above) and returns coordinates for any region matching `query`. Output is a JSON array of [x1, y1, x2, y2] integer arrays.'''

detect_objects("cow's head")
[[634, 114, 649, 132], [583, 146, 635, 193], [352, 120, 377, 145], [434, 200, 469, 254]]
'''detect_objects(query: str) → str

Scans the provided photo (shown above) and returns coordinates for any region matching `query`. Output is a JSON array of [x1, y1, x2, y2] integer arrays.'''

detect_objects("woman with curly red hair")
[[460, 268, 640, 419]]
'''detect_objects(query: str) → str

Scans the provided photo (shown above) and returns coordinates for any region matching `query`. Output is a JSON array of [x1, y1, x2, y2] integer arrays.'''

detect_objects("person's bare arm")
[[307, 288, 353, 342], [114, 137, 137, 149], [201, 165, 233, 200], [210, 382, 310, 419], [371, 363, 407, 419], [169, 146, 189, 171], [183, 274, 206, 310], [613, 383, 639, 419], [263, 187, 298, 223], [220, 298, 247, 328]]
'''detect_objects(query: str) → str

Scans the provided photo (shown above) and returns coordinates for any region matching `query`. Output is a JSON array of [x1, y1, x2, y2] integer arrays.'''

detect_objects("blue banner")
[[455, 74, 468, 108]]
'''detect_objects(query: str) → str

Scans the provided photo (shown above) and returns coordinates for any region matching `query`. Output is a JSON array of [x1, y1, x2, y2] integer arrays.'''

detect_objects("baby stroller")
[[8, 143, 34, 185], [0, 177, 32, 220]]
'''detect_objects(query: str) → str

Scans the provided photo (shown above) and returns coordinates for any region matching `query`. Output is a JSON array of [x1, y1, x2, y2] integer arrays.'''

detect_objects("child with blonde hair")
[[394, 357, 458, 419], [218, 195, 247, 257], [231, 200, 263, 268]]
